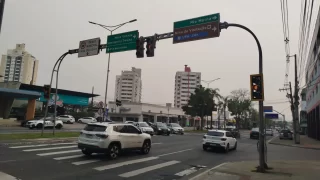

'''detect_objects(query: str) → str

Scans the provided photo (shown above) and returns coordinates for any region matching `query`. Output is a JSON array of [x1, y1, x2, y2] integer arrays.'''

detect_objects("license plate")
[[86, 134, 93, 138], [209, 143, 217, 146]]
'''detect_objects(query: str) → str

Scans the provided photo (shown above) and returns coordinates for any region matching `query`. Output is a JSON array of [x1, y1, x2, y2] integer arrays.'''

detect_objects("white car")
[[167, 123, 184, 135], [125, 121, 135, 124], [78, 122, 152, 159], [202, 130, 237, 153], [28, 118, 63, 129], [57, 115, 75, 124], [78, 117, 97, 124], [134, 122, 154, 136], [265, 129, 274, 136]]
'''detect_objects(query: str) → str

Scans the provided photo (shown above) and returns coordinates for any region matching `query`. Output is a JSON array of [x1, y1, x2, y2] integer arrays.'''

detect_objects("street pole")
[[0, 0, 5, 35], [220, 22, 267, 172], [202, 78, 221, 88], [294, 54, 300, 144], [289, 82, 295, 139], [273, 109, 286, 129], [89, 19, 137, 122]]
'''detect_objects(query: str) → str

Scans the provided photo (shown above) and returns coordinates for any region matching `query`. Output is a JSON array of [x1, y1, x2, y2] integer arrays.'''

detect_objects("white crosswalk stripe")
[[119, 160, 180, 178], [8, 143, 202, 178], [23, 145, 77, 152], [0, 171, 20, 180]]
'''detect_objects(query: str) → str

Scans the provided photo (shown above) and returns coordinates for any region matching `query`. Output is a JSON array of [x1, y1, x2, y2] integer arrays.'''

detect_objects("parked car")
[[202, 130, 237, 153], [265, 129, 274, 136], [279, 129, 293, 140], [151, 122, 170, 135], [28, 119, 63, 129], [125, 121, 135, 124], [134, 122, 154, 136], [225, 128, 240, 138], [78, 122, 151, 159], [57, 115, 75, 124], [167, 123, 184, 135], [78, 117, 97, 124], [250, 128, 259, 139]]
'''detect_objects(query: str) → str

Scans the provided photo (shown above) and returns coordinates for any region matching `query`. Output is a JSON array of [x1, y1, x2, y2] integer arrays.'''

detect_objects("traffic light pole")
[[220, 22, 267, 172]]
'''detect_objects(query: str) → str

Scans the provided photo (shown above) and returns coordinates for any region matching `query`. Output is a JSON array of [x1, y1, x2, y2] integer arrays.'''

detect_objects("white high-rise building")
[[0, 44, 39, 84], [114, 67, 142, 102], [174, 65, 201, 108]]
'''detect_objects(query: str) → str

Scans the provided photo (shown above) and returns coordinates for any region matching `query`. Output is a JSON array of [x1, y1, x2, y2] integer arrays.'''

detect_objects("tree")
[[222, 96, 229, 129], [217, 101, 223, 129], [182, 85, 221, 129], [227, 89, 252, 128]]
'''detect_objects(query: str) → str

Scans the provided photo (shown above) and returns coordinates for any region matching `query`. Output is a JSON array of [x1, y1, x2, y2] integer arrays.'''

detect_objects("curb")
[[268, 142, 320, 150], [189, 162, 228, 180]]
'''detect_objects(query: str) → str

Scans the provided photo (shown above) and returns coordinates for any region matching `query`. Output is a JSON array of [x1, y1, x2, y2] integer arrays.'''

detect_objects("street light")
[[273, 109, 286, 129], [89, 19, 137, 121], [202, 78, 221, 88]]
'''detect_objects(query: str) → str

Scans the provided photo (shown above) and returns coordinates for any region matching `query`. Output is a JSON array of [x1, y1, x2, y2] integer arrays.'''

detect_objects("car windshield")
[[84, 124, 107, 132], [157, 123, 167, 128], [170, 123, 181, 127], [139, 122, 149, 127], [207, 131, 224, 137]]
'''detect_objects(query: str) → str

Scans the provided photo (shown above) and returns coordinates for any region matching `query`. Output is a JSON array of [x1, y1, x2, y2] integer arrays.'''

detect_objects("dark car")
[[151, 122, 170, 135], [279, 129, 293, 140], [225, 128, 240, 138], [250, 128, 259, 139]]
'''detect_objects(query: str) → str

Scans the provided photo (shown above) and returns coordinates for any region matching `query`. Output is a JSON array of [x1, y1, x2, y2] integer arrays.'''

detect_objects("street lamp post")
[[201, 78, 221, 88], [273, 109, 286, 129], [89, 19, 137, 121]]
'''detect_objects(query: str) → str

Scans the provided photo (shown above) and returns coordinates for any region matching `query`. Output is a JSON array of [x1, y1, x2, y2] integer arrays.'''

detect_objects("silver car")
[[279, 129, 293, 140]]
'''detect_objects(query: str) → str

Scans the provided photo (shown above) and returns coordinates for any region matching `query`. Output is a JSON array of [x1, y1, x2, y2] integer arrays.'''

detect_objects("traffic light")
[[116, 99, 122, 107], [250, 74, 264, 101], [44, 85, 51, 99], [136, 36, 145, 58], [146, 35, 157, 57]]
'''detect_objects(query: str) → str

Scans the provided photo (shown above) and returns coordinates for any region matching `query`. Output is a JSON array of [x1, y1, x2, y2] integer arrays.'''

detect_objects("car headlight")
[[158, 128, 161, 131]]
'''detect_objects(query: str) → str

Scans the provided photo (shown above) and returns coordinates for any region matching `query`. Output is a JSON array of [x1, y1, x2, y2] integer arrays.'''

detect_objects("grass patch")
[[0, 132, 80, 140]]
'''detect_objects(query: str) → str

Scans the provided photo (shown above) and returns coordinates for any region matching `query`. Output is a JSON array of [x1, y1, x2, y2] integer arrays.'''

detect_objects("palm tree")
[[217, 101, 223, 129], [208, 88, 222, 129], [222, 96, 229, 129]]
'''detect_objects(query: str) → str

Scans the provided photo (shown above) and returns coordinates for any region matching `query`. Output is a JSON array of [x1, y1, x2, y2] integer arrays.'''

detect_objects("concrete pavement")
[[1, 131, 319, 180], [269, 135, 320, 150]]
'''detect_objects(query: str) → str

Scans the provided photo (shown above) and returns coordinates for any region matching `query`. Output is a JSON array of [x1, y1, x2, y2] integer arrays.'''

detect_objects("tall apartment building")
[[174, 65, 201, 108], [305, 8, 320, 141], [114, 67, 142, 102], [0, 44, 39, 84]]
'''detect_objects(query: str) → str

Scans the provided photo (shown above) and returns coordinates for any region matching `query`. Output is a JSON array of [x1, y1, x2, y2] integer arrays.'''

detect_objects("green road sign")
[[106, 30, 139, 53], [173, 13, 220, 44]]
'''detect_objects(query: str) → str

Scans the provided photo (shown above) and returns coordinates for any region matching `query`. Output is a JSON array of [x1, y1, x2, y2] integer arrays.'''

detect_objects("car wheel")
[[141, 140, 151, 154], [150, 134, 154, 136], [36, 124, 43, 129], [78, 120, 82, 123], [67, 121, 71, 124], [181, 132, 184, 135], [224, 144, 229, 153], [56, 124, 62, 129], [82, 149, 92, 156], [203, 145, 208, 151], [234, 142, 237, 150], [29, 126, 34, 129], [108, 143, 120, 159]]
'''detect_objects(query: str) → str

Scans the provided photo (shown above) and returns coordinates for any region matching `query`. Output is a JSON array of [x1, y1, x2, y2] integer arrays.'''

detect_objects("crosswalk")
[[8, 142, 204, 179]]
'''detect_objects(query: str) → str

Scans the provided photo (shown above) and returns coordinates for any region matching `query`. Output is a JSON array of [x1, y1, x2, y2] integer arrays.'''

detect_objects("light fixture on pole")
[[89, 19, 137, 121], [202, 78, 221, 88]]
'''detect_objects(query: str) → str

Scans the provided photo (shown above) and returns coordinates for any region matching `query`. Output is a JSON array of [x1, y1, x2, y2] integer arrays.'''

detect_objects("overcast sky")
[[1, 0, 319, 120]]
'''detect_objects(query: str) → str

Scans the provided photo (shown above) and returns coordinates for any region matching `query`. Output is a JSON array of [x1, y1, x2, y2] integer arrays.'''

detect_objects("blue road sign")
[[265, 113, 278, 119]]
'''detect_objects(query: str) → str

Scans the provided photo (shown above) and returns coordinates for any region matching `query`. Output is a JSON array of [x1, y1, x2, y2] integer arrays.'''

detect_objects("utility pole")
[[293, 54, 300, 144], [0, 0, 5, 35]]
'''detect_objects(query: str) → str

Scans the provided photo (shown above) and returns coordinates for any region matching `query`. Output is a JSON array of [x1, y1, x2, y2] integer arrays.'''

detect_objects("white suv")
[[78, 122, 152, 159], [202, 130, 237, 153], [28, 118, 63, 129], [57, 115, 75, 124]]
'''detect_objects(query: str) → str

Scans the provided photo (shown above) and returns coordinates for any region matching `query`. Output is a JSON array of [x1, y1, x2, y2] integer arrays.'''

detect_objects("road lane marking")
[[37, 149, 81, 156], [54, 154, 84, 160], [0, 160, 17, 163], [72, 159, 100, 165], [175, 167, 198, 176], [94, 156, 159, 171], [9, 142, 76, 149], [189, 162, 228, 180], [0, 171, 20, 180], [158, 148, 193, 157], [23, 145, 77, 152], [119, 160, 180, 178], [267, 135, 279, 143]]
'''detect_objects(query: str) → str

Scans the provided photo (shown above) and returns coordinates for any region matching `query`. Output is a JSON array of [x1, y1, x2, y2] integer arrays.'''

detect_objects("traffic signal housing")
[[146, 35, 157, 57], [136, 36, 145, 58], [44, 85, 51, 99], [250, 74, 264, 101], [116, 99, 122, 107]]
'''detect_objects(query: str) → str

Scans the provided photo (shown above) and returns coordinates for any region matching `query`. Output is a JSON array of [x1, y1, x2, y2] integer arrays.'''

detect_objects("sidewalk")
[[269, 135, 320, 150], [0, 119, 20, 127], [190, 160, 320, 180]]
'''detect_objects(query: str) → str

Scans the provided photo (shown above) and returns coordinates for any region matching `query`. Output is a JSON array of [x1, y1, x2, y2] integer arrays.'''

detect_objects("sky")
[[1, 0, 319, 121]]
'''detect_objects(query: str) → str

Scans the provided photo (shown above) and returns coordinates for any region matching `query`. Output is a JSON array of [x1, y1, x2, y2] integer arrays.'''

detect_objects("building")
[[114, 67, 142, 103], [305, 8, 320, 141], [107, 101, 186, 125], [0, 44, 39, 84], [174, 65, 201, 108], [300, 88, 307, 135]]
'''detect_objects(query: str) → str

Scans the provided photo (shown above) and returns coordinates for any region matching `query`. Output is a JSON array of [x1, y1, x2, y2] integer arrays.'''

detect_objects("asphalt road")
[[1, 131, 320, 180]]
